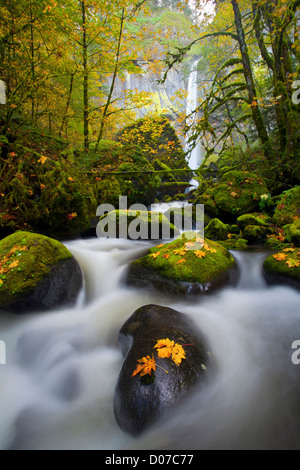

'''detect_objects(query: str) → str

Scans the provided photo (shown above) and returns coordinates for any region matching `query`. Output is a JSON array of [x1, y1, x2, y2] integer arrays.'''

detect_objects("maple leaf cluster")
[[0, 245, 28, 287], [131, 338, 190, 379], [273, 247, 300, 268], [149, 238, 218, 265]]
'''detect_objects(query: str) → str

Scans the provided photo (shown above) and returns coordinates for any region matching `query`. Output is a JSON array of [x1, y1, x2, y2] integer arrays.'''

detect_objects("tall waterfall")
[[185, 59, 203, 178]]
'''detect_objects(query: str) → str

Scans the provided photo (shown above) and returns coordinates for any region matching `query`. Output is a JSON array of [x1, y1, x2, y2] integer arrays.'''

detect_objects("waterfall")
[[185, 60, 203, 189]]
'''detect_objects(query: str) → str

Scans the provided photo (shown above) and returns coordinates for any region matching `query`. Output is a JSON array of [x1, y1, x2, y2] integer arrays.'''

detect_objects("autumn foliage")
[[132, 338, 191, 379]]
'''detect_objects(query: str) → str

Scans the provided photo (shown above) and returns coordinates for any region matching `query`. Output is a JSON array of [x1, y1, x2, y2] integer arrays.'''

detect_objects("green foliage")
[[0, 145, 96, 239]]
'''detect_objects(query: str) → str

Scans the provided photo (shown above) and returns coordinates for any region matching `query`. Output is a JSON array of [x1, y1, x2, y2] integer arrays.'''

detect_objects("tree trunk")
[[81, 0, 89, 151], [94, 9, 125, 153], [231, 0, 271, 157]]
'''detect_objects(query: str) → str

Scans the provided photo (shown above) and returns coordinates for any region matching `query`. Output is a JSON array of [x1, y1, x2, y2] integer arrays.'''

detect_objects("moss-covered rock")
[[205, 218, 230, 241], [127, 234, 238, 295], [272, 186, 300, 227], [97, 210, 179, 240], [284, 220, 300, 247], [263, 248, 300, 290], [237, 213, 272, 230], [0, 231, 83, 313], [213, 171, 268, 218], [243, 225, 274, 245], [195, 187, 219, 219]]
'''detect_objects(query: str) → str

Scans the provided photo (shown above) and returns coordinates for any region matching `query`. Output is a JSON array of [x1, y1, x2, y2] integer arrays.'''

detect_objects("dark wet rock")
[[114, 304, 210, 435]]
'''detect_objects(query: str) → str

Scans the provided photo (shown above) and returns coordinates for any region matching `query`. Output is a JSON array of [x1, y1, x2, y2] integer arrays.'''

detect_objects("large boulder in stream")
[[0, 231, 83, 313], [114, 304, 210, 436], [127, 233, 238, 296]]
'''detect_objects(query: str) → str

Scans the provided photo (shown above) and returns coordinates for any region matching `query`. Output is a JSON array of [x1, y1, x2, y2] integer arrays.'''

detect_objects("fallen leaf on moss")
[[273, 253, 287, 261]]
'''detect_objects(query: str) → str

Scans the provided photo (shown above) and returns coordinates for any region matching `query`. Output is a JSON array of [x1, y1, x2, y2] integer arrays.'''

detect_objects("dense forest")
[[0, 0, 299, 241]]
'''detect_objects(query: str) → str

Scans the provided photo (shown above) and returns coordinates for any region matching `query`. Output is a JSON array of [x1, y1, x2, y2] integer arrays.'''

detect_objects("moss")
[[237, 213, 272, 229], [263, 248, 300, 284], [205, 218, 230, 241], [218, 238, 249, 251], [131, 234, 236, 285], [97, 210, 179, 239], [273, 187, 300, 227], [0, 145, 96, 239], [284, 220, 300, 247], [243, 225, 274, 245], [213, 171, 268, 217], [0, 231, 73, 306]]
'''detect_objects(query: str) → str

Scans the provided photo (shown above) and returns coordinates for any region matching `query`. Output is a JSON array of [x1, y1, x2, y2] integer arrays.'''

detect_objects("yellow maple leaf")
[[231, 192, 238, 197], [194, 250, 206, 259], [154, 338, 186, 366], [203, 243, 217, 254], [150, 251, 161, 259], [131, 355, 156, 378], [173, 248, 186, 256], [273, 253, 287, 261], [283, 248, 295, 253], [38, 155, 48, 164], [285, 258, 300, 268]]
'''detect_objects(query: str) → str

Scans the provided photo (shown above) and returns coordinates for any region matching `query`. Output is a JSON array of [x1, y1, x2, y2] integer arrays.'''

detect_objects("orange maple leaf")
[[194, 250, 206, 259], [163, 254, 171, 260], [154, 339, 186, 366], [9, 260, 19, 269], [273, 253, 287, 261], [132, 355, 156, 378], [286, 258, 300, 268], [231, 192, 238, 197], [177, 259, 186, 265]]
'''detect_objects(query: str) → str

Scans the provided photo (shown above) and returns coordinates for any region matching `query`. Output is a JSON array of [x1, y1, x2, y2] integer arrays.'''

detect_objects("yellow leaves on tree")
[[154, 339, 186, 366]]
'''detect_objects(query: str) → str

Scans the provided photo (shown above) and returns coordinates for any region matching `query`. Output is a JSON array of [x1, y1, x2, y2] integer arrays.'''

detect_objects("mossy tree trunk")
[[231, 0, 271, 159]]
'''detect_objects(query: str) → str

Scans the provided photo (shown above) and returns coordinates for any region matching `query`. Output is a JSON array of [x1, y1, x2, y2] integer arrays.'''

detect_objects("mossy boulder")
[[205, 218, 230, 241], [284, 220, 300, 247], [114, 304, 210, 436], [272, 187, 300, 227], [263, 248, 300, 291], [213, 171, 268, 218], [96, 210, 179, 240], [127, 234, 238, 296], [243, 225, 274, 245], [0, 231, 83, 313], [237, 213, 272, 230]]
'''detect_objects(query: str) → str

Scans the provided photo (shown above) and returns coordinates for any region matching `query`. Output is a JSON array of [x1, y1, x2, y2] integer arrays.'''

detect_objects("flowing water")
[[0, 235, 300, 450]]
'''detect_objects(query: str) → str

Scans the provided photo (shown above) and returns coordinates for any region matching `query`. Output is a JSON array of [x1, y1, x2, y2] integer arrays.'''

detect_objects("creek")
[[0, 234, 299, 450]]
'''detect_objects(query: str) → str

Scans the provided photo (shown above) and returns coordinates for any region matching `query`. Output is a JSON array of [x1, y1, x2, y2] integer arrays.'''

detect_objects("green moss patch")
[[273, 186, 300, 227], [263, 247, 300, 285], [213, 171, 268, 217], [130, 234, 236, 286]]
